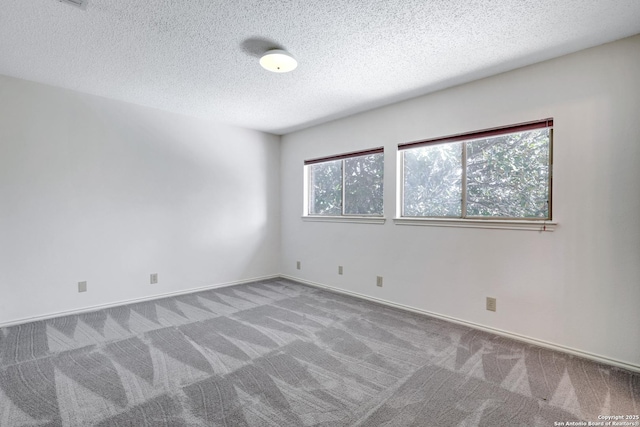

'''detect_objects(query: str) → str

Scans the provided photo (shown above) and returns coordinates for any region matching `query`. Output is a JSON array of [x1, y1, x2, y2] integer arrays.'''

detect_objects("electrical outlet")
[[486, 297, 497, 312], [338, 266, 343, 275], [78, 281, 87, 293], [296, 261, 301, 270], [376, 276, 383, 287], [150, 273, 158, 284]]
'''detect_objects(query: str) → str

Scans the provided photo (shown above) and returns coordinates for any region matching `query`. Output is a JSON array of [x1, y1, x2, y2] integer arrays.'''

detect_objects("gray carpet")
[[0, 279, 638, 426]]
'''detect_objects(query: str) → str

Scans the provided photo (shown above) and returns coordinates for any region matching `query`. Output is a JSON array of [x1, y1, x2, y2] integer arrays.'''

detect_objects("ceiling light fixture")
[[259, 49, 297, 73], [58, 0, 87, 9]]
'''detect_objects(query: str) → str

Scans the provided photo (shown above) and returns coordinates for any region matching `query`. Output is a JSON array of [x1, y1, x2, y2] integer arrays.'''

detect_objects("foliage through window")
[[401, 120, 552, 219], [306, 148, 384, 216]]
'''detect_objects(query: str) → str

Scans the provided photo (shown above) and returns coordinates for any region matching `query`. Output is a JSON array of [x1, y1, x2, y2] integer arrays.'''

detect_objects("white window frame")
[[395, 119, 556, 231], [303, 147, 386, 224]]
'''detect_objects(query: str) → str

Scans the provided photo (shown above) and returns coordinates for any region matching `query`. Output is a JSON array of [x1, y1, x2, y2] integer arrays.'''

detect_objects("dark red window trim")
[[398, 118, 553, 151], [304, 147, 384, 165]]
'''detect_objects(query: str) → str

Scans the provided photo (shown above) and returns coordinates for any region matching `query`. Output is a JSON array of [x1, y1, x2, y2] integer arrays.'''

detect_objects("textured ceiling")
[[1, 1, 639, 134]]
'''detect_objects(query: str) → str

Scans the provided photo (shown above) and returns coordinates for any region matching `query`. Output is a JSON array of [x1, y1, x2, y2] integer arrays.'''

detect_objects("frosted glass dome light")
[[259, 49, 297, 73]]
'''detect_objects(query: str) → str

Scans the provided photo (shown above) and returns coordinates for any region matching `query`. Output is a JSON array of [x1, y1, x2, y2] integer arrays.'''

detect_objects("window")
[[400, 119, 552, 220], [305, 148, 384, 216]]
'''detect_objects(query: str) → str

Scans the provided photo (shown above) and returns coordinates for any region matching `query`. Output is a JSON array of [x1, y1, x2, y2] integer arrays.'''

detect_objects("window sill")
[[393, 217, 557, 231], [302, 216, 386, 225]]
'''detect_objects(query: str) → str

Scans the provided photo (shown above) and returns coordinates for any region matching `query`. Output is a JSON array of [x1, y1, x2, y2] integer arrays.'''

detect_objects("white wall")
[[0, 75, 280, 324], [280, 35, 640, 368]]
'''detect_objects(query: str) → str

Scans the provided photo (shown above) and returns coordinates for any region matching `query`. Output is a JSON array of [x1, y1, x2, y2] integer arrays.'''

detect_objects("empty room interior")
[[1, 1, 639, 426]]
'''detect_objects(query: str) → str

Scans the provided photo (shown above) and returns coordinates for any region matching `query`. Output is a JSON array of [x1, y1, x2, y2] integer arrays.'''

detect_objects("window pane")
[[403, 143, 462, 217], [466, 129, 550, 218], [309, 160, 342, 215], [344, 153, 384, 215]]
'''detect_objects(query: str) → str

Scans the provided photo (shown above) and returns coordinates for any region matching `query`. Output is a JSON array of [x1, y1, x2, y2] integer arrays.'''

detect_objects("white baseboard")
[[3, 272, 638, 374], [281, 274, 640, 374], [0, 274, 280, 328]]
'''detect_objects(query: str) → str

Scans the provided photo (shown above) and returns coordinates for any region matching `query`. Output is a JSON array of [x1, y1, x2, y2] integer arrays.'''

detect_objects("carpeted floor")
[[0, 278, 638, 426]]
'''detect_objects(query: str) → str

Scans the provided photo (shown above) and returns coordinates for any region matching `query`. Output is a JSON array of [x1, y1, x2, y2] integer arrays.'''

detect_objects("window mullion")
[[461, 142, 467, 218], [307, 166, 311, 215], [548, 128, 553, 220], [400, 152, 405, 217], [341, 159, 346, 215]]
